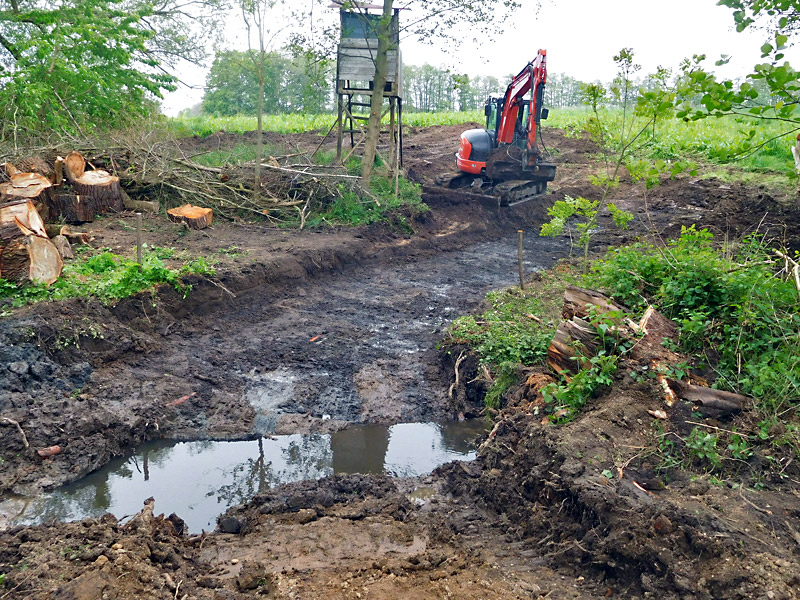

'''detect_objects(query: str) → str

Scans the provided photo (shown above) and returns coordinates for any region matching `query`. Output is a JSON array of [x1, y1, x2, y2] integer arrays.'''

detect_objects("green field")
[[170, 110, 485, 138], [172, 107, 798, 179]]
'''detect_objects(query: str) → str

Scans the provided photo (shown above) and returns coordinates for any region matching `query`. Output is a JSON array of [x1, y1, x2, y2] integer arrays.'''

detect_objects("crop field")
[[172, 107, 798, 179]]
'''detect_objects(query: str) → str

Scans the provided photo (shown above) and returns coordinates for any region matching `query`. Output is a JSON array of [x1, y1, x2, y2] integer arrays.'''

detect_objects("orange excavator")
[[444, 49, 556, 206]]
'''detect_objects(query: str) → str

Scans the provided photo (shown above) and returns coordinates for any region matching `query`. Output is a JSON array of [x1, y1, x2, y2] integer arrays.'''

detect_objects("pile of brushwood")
[[0, 127, 412, 229]]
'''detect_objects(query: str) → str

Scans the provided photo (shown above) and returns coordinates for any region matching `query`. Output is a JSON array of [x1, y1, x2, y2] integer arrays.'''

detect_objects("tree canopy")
[[0, 0, 225, 140], [673, 0, 800, 159], [201, 49, 334, 115]]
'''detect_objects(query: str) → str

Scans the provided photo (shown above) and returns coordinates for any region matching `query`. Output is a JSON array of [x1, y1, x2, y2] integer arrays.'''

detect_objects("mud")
[[2, 124, 800, 599]]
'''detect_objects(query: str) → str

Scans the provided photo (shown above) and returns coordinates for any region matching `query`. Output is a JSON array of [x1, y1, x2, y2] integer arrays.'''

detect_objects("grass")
[[305, 157, 429, 229], [0, 246, 216, 311], [193, 142, 278, 167], [170, 110, 485, 138], [546, 106, 798, 178]]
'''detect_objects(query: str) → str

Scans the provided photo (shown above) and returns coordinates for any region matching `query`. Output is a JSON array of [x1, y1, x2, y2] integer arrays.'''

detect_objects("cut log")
[[45, 193, 96, 223], [52, 235, 74, 260], [63, 151, 85, 181], [167, 204, 213, 230], [0, 172, 55, 223], [62, 151, 123, 213], [15, 157, 54, 181], [666, 379, 747, 414], [630, 306, 681, 363], [57, 225, 91, 246], [563, 285, 628, 320], [0, 199, 48, 238], [122, 190, 160, 214], [0, 199, 62, 285], [54, 157, 64, 186], [1, 162, 19, 179], [1, 234, 63, 285], [548, 317, 602, 376]]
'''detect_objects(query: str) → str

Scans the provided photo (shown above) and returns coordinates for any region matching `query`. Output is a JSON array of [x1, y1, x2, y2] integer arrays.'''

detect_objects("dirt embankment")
[[2, 124, 800, 599]]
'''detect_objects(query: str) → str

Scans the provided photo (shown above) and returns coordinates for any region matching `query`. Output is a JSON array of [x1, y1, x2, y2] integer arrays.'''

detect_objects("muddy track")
[[0, 188, 566, 495]]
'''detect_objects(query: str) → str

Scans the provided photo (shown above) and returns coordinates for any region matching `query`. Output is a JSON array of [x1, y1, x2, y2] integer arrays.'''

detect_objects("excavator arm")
[[496, 49, 547, 165]]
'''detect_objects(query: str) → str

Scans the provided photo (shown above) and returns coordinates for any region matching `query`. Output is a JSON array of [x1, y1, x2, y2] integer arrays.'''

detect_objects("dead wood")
[[45, 193, 96, 223], [1, 162, 19, 179], [62, 151, 123, 213], [15, 157, 54, 180], [122, 189, 159, 214], [630, 306, 681, 364], [52, 234, 74, 259], [167, 204, 212, 230], [563, 286, 628, 320], [0, 200, 62, 285], [1, 417, 29, 449], [56, 225, 91, 245], [667, 379, 747, 413], [548, 317, 603, 376]]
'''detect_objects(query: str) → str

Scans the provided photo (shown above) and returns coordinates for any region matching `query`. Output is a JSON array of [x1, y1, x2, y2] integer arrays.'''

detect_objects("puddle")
[[0, 421, 486, 533]]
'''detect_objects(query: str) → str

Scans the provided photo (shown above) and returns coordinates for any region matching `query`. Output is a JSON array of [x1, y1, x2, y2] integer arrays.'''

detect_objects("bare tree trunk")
[[361, 0, 393, 185], [255, 54, 265, 201]]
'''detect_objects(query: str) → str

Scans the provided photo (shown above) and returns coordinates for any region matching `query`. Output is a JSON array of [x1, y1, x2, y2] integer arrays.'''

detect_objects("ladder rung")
[[348, 102, 372, 107]]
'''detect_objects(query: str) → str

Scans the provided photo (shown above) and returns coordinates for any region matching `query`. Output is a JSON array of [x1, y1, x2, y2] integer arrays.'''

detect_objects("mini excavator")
[[444, 49, 556, 206]]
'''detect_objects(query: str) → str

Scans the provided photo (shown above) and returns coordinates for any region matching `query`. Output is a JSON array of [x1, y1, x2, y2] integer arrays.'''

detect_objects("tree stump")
[[167, 204, 213, 230], [0, 200, 62, 285], [62, 151, 123, 213], [46, 193, 97, 224]]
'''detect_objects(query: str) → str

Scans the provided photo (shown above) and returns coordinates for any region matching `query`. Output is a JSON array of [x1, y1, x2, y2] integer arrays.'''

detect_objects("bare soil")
[[2, 124, 800, 599]]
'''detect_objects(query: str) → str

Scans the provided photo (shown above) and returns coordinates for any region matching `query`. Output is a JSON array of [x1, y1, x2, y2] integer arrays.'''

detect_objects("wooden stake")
[[518, 230, 525, 290], [136, 213, 142, 265]]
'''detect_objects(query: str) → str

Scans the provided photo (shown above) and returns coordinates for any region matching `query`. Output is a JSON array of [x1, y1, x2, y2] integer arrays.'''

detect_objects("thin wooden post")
[[136, 213, 143, 265], [389, 97, 396, 174], [517, 230, 525, 290], [336, 92, 344, 161]]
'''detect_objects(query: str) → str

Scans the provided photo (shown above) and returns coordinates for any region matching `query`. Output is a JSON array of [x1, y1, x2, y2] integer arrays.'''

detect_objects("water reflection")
[[0, 421, 485, 533]]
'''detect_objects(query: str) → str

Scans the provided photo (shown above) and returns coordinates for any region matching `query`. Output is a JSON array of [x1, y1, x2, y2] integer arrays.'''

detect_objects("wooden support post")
[[389, 97, 396, 175], [136, 213, 142, 265], [518, 230, 525, 290], [336, 91, 344, 161]]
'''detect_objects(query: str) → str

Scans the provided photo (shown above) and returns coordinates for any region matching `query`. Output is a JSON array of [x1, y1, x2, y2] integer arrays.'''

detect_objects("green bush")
[[449, 288, 556, 367], [0, 249, 217, 309], [588, 226, 800, 416]]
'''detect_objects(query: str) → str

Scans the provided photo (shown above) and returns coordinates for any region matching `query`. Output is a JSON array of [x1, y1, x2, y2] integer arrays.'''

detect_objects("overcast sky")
[[160, 0, 798, 116]]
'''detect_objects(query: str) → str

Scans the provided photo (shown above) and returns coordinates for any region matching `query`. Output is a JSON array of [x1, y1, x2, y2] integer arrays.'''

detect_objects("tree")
[[0, 0, 226, 140], [239, 0, 284, 200], [674, 1, 800, 166], [337, 0, 521, 184], [0, 0, 176, 139]]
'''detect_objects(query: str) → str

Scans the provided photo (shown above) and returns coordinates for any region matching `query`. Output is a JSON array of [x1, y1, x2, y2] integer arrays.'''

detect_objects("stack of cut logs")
[[0, 151, 125, 286]]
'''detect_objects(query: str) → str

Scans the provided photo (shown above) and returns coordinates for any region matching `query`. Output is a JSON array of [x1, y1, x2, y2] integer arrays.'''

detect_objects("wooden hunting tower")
[[334, 4, 404, 168]]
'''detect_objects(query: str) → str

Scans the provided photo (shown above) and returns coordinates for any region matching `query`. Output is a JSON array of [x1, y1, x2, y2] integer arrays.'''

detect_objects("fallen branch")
[[259, 162, 360, 179], [668, 379, 746, 413], [448, 352, 467, 399], [1, 417, 29, 448], [775, 250, 800, 301]]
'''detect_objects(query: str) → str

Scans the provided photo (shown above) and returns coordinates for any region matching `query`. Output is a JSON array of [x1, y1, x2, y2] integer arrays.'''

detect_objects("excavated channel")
[[0, 231, 565, 525]]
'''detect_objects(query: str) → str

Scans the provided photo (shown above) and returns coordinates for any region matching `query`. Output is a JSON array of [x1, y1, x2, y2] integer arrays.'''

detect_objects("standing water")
[[0, 420, 485, 533]]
